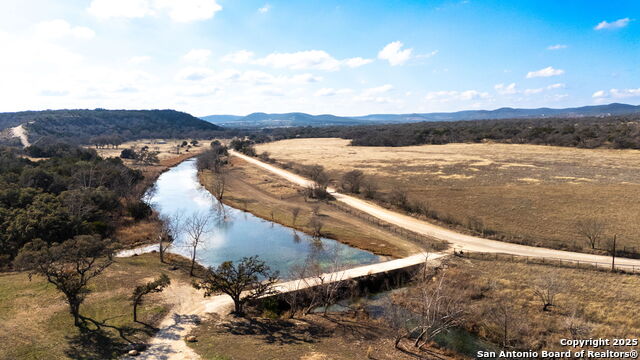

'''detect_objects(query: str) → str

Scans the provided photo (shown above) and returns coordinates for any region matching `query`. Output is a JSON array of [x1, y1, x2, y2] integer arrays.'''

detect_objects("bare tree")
[[158, 213, 183, 263], [308, 216, 324, 238], [608, 234, 618, 271], [295, 245, 347, 316], [341, 170, 365, 193], [389, 188, 409, 209], [575, 217, 606, 249], [291, 207, 301, 226], [532, 274, 563, 311], [485, 294, 518, 349], [362, 179, 378, 199], [407, 270, 465, 350], [184, 212, 211, 276], [211, 172, 227, 202]]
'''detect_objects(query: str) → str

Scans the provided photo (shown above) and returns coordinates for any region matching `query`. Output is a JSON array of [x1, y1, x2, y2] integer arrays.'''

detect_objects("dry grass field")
[[93, 138, 209, 161], [187, 312, 461, 360], [0, 253, 196, 360], [257, 138, 640, 252], [439, 256, 640, 351]]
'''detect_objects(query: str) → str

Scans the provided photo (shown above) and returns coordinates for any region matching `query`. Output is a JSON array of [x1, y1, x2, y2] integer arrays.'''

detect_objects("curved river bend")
[[137, 158, 380, 275]]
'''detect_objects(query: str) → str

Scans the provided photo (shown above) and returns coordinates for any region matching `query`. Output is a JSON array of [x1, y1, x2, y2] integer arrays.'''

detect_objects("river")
[[135, 158, 380, 275]]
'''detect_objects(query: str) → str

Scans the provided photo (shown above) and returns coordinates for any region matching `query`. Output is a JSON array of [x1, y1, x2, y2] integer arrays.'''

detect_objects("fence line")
[[455, 249, 640, 274]]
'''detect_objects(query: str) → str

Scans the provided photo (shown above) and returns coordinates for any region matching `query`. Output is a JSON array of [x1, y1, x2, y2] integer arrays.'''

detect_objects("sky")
[[0, 0, 638, 116]]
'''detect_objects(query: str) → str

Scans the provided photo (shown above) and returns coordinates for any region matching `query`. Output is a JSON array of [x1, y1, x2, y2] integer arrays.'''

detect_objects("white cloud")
[[362, 84, 393, 96], [314, 88, 353, 97], [592, 88, 640, 100], [594, 18, 631, 30], [258, 4, 271, 13], [547, 44, 567, 50], [254, 50, 342, 71], [155, 0, 222, 22], [610, 88, 640, 98], [344, 57, 373, 68], [35, 20, 95, 39], [129, 56, 151, 64], [40, 88, 71, 97], [177, 67, 215, 81], [523, 88, 544, 95], [87, 0, 153, 19], [182, 49, 211, 63], [240, 71, 321, 85], [547, 83, 565, 90], [495, 82, 565, 96], [425, 90, 489, 102], [494, 83, 517, 95], [378, 41, 412, 66], [416, 50, 439, 58], [526, 66, 564, 78], [221, 50, 254, 64], [88, 0, 222, 22]]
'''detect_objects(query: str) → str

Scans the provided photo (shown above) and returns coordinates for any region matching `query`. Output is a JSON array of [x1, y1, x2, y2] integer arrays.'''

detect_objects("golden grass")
[[257, 139, 640, 252], [92, 139, 210, 161], [0, 253, 195, 360], [187, 313, 452, 360], [443, 257, 640, 351]]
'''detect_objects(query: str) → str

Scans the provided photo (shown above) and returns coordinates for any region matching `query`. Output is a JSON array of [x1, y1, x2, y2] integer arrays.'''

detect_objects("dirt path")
[[11, 124, 30, 147], [123, 251, 444, 359], [230, 150, 640, 270], [123, 282, 233, 360]]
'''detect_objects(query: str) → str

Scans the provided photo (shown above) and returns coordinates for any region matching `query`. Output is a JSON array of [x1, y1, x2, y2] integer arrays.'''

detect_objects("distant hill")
[[355, 103, 640, 122], [0, 109, 223, 145], [200, 112, 372, 128], [202, 103, 640, 128]]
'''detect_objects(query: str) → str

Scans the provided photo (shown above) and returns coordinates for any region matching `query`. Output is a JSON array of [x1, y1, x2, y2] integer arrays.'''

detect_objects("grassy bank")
[[199, 156, 422, 258]]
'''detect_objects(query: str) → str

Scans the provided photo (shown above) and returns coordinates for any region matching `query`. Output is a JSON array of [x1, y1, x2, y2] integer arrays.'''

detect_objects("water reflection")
[[145, 158, 380, 276]]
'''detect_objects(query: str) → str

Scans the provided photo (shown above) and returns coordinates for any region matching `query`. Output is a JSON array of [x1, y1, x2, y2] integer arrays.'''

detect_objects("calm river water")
[[142, 158, 380, 275]]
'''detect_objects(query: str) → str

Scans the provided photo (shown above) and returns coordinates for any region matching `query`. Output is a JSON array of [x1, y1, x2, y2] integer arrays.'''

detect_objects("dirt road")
[[230, 150, 640, 270], [11, 124, 30, 147]]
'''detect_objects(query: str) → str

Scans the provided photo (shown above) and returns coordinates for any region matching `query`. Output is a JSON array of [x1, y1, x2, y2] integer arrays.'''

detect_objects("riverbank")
[[199, 156, 421, 258], [114, 149, 206, 250]]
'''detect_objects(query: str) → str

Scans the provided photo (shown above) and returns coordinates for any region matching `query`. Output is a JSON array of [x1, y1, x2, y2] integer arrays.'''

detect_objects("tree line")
[[256, 114, 640, 149]]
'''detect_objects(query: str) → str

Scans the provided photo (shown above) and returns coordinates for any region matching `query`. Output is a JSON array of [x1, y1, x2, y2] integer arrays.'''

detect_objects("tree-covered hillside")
[[0, 109, 223, 145]]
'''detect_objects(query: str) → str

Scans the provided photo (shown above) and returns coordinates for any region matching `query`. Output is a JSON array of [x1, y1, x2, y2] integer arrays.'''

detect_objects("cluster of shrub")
[[0, 143, 148, 268], [196, 140, 229, 173], [229, 138, 257, 156], [259, 114, 640, 149], [119, 146, 160, 165]]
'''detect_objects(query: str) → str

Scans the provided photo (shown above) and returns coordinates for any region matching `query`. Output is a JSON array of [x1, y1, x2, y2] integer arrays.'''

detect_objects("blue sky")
[[0, 0, 638, 116]]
